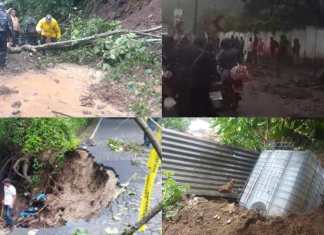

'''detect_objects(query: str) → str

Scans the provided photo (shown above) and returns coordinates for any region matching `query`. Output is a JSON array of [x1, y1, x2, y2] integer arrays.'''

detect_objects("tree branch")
[[8, 26, 162, 54], [13, 157, 32, 183], [122, 201, 163, 235]]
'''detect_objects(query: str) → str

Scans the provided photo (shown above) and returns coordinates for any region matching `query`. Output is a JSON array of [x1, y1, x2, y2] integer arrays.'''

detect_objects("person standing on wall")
[[2, 178, 16, 230]]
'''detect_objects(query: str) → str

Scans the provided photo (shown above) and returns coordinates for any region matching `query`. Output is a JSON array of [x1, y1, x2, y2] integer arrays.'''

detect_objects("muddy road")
[[0, 54, 160, 117], [238, 63, 324, 117]]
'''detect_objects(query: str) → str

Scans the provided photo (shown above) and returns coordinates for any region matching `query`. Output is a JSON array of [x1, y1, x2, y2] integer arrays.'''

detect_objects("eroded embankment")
[[11, 149, 120, 229]]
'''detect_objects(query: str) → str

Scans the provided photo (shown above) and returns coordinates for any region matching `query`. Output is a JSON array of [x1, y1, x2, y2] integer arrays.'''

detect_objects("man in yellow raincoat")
[[36, 15, 61, 44]]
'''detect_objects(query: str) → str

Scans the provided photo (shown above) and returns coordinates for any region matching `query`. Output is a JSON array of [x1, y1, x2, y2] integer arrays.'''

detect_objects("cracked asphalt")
[[10, 118, 162, 235]]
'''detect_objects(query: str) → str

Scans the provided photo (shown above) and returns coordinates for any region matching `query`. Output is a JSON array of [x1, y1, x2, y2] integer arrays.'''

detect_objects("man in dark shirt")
[[0, 1, 13, 69]]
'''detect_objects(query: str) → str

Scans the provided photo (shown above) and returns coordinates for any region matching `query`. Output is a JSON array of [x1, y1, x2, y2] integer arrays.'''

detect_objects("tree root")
[[13, 157, 32, 183]]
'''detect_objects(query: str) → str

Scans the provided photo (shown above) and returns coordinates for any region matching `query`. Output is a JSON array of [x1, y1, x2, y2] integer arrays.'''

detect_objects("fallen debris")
[[163, 198, 324, 235], [8, 26, 161, 54], [0, 86, 19, 96]]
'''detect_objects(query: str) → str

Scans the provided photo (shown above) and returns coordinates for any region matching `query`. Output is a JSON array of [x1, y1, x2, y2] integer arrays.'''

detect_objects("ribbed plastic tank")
[[239, 150, 324, 216]]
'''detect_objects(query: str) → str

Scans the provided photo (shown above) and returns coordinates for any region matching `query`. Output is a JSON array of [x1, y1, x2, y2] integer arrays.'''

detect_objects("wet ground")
[[10, 119, 162, 235], [0, 54, 128, 117], [0, 53, 161, 117], [238, 63, 324, 117]]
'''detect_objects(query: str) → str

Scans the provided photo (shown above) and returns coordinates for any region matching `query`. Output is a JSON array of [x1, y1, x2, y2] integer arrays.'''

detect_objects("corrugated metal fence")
[[162, 128, 259, 199]]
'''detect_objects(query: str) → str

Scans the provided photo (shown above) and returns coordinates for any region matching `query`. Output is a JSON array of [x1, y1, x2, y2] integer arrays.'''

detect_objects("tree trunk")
[[8, 26, 161, 54], [122, 201, 163, 235]]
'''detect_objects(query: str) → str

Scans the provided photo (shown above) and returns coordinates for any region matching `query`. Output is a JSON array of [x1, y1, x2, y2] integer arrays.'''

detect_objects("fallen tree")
[[8, 26, 162, 54]]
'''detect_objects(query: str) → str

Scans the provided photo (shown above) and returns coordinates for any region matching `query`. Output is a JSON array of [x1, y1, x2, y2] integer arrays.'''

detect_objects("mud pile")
[[40, 149, 120, 226], [163, 197, 324, 235]]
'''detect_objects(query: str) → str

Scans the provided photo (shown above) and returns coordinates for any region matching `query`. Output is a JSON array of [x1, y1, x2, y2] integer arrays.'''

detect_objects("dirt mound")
[[163, 198, 324, 235], [93, 0, 161, 30], [40, 149, 120, 226]]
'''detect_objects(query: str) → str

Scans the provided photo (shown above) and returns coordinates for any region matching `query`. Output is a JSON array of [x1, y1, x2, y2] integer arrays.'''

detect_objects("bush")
[[60, 17, 156, 73], [64, 16, 121, 40], [163, 171, 188, 219], [0, 118, 89, 166]]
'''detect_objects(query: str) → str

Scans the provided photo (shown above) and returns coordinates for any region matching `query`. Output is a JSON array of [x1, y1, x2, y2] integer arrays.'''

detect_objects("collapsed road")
[[10, 118, 162, 235]]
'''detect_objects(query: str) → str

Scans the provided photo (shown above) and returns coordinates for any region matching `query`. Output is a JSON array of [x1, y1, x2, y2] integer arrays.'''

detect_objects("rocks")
[[11, 101, 22, 108], [188, 197, 209, 207]]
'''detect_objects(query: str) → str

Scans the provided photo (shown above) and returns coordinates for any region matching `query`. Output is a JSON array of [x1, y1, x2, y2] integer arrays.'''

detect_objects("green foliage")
[[162, 118, 191, 132], [4, 0, 86, 23], [64, 17, 121, 40], [163, 171, 188, 219], [0, 118, 88, 163], [98, 33, 154, 69], [61, 17, 156, 72], [72, 229, 89, 235], [107, 138, 142, 154], [211, 118, 324, 151]]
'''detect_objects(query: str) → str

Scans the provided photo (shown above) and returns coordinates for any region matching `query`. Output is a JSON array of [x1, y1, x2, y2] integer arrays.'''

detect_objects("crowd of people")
[[213, 33, 302, 80], [0, 1, 62, 69], [215, 34, 301, 67]]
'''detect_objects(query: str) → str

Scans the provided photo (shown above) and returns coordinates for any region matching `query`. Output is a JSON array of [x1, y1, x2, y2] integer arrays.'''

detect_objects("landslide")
[[20, 149, 119, 228], [90, 0, 161, 29], [163, 197, 324, 235]]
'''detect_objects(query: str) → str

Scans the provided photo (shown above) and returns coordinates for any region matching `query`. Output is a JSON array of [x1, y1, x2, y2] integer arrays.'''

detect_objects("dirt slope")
[[93, 0, 161, 29], [41, 149, 120, 226], [163, 197, 324, 235]]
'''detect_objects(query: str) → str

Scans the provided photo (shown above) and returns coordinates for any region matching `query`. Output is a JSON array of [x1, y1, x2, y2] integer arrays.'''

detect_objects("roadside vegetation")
[[4, 0, 161, 116], [0, 118, 89, 187], [211, 118, 324, 151]]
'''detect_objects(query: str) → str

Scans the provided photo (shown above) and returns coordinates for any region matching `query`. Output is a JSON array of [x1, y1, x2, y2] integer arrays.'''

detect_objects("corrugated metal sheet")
[[162, 128, 259, 199], [240, 150, 324, 216]]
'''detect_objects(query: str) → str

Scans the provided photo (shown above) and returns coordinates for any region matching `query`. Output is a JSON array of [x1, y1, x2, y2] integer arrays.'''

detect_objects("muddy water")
[[0, 63, 125, 117]]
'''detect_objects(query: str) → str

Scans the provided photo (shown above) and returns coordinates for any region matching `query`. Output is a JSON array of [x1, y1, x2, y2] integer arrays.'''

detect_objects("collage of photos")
[[0, 0, 324, 235]]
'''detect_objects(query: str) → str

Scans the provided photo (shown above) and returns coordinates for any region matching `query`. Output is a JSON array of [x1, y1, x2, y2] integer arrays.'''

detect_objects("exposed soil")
[[238, 62, 324, 117], [0, 54, 134, 117], [164, 197, 324, 235], [0, 149, 120, 233], [40, 149, 120, 227], [93, 0, 161, 30]]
